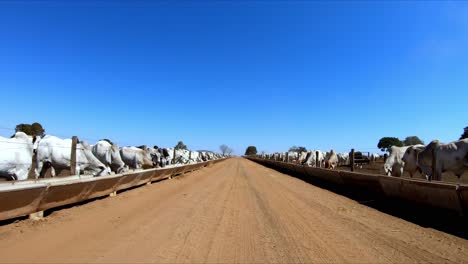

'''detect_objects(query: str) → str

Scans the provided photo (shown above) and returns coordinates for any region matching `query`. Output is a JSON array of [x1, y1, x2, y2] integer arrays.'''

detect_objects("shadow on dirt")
[[262, 164, 468, 240]]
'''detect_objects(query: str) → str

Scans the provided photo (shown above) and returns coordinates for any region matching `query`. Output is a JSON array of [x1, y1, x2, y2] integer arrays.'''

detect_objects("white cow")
[[381, 146, 409, 177], [401, 144, 425, 178], [0, 132, 39, 181], [92, 140, 128, 174], [36, 135, 110, 178], [286, 151, 298, 162], [324, 150, 338, 169], [370, 153, 380, 162], [337, 152, 349, 166], [297, 151, 308, 164], [417, 139, 468, 181], [146, 147, 163, 167], [175, 149, 191, 164], [164, 148, 191, 165], [189, 151, 203, 163], [206, 151, 215, 161], [120, 146, 154, 170], [302, 150, 325, 167]]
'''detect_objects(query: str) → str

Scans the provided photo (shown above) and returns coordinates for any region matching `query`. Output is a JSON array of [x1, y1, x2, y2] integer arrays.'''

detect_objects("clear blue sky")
[[1, 1, 467, 154]]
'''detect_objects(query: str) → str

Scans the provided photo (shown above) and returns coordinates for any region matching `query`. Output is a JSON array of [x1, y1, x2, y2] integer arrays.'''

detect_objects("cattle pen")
[[246, 156, 468, 217], [0, 158, 227, 222]]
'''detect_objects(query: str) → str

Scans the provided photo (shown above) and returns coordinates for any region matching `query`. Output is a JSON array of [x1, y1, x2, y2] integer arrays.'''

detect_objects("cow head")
[[32, 135, 42, 154], [110, 143, 128, 174], [140, 148, 155, 169], [417, 140, 439, 178], [381, 161, 393, 176], [117, 165, 129, 174], [80, 141, 111, 177], [149, 148, 162, 167]]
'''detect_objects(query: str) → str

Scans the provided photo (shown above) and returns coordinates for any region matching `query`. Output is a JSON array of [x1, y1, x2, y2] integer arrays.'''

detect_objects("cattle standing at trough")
[[0, 132, 39, 181], [324, 150, 338, 169], [297, 151, 308, 164], [120, 146, 154, 170], [147, 147, 162, 168], [417, 139, 468, 181], [302, 150, 324, 167], [36, 135, 110, 178], [401, 144, 426, 178], [92, 140, 128, 174], [337, 152, 349, 166], [381, 146, 409, 177]]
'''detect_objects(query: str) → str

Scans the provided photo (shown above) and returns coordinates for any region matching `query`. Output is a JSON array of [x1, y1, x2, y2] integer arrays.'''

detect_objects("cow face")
[[417, 140, 439, 177], [381, 163, 392, 176]]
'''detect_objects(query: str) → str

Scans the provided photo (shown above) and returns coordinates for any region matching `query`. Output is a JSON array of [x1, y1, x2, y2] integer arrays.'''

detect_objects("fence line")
[[0, 158, 228, 221], [246, 156, 467, 216]]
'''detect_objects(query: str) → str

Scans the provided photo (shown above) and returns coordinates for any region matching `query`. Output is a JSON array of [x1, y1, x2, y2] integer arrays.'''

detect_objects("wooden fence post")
[[70, 136, 78, 175], [189, 151, 192, 160], [172, 148, 176, 164], [431, 148, 437, 181], [286, 152, 289, 163], [315, 151, 320, 168], [350, 149, 355, 172]]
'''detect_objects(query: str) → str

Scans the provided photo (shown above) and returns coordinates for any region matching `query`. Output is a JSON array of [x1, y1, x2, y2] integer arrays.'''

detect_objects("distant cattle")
[[337, 152, 349, 166], [417, 139, 468, 181], [36, 135, 110, 178], [369, 153, 380, 162], [0, 132, 39, 181]]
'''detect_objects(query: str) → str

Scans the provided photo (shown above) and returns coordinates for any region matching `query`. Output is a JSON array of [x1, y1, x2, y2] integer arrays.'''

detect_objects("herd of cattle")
[[383, 139, 468, 181], [0, 132, 225, 181], [259, 150, 380, 170], [259, 138, 468, 182]]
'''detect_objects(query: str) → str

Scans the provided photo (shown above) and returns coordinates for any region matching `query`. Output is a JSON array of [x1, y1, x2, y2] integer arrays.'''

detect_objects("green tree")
[[403, 136, 424, 146], [288, 146, 307, 153], [460, 127, 468, 140], [15, 122, 45, 137], [174, 141, 187, 150], [377, 137, 403, 152], [244, 146, 257, 156]]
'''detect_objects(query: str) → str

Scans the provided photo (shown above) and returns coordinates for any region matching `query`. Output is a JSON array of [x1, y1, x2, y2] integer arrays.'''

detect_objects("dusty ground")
[[0, 157, 467, 263]]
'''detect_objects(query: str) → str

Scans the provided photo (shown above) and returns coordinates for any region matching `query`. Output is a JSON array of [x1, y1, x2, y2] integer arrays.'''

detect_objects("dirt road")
[[0, 158, 467, 263]]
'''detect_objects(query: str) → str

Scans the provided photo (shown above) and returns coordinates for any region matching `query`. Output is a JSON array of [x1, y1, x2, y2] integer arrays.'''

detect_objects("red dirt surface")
[[0, 158, 466, 263]]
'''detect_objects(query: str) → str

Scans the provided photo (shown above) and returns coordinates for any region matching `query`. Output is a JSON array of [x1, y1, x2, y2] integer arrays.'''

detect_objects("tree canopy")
[[460, 127, 468, 140], [377, 137, 403, 152], [174, 141, 187, 150], [289, 146, 307, 153], [403, 136, 424, 146], [15, 122, 45, 137], [244, 146, 257, 156]]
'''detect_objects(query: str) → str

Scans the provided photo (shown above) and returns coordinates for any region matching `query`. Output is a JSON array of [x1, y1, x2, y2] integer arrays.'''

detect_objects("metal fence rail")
[[0, 159, 227, 221], [246, 157, 468, 215]]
